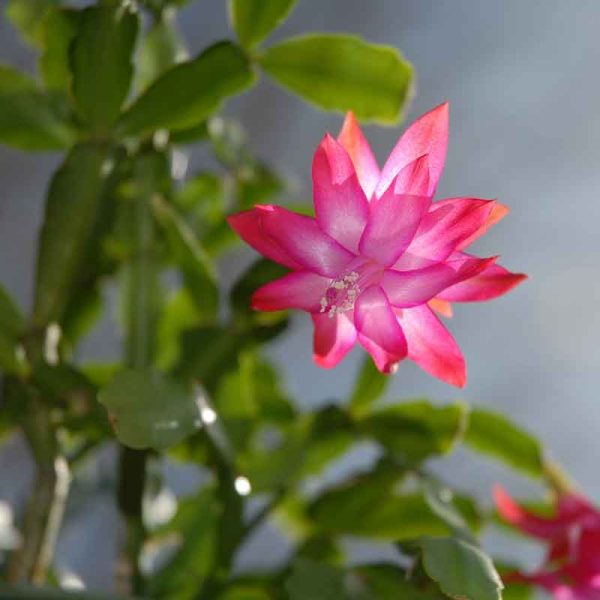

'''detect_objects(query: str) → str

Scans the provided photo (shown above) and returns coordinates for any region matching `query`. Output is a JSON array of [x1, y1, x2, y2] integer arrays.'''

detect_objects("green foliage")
[[70, 5, 139, 133], [465, 407, 544, 477], [229, 0, 297, 49], [98, 368, 201, 450], [0, 66, 75, 150], [349, 355, 390, 415], [0, 285, 26, 375], [118, 42, 255, 136], [259, 34, 414, 123], [419, 537, 504, 600], [5, 0, 60, 47]]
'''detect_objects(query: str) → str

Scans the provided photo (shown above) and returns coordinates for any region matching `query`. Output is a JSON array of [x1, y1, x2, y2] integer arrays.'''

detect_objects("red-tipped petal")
[[337, 111, 380, 200], [257, 205, 355, 278], [312, 312, 357, 368], [397, 304, 466, 387], [354, 285, 408, 373], [312, 134, 370, 253], [392, 154, 431, 197], [252, 271, 331, 312], [376, 102, 449, 199], [438, 260, 527, 302], [382, 256, 494, 308], [457, 201, 510, 250], [227, 209, 304, 271]]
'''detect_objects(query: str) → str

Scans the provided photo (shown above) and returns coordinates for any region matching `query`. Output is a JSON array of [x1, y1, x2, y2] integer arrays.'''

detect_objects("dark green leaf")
[[0, 583, 131, 600], [285, 558, 349, 600], [230, 259, 287, 317], [70, 5, 139, 133], [464, 407, 544, 477], [359, 400, 468, 465], [118, 41, 255, 136], [98, 368, 202, 450], [229, 0, 297, 49], [5, 0, 59, 47], [0, 285, 25, 375], [33, 142, 113, 326], [0, 66, 75, 150], [349, 355, 389, 416], [39, 8, 81, 93], [152, 196, 218, 318], [259, 34, 413, 123], [419, 537, 503, 600]]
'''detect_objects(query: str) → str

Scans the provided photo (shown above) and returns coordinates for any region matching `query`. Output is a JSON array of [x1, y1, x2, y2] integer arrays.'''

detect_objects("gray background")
[[1, 0, 599, 595]]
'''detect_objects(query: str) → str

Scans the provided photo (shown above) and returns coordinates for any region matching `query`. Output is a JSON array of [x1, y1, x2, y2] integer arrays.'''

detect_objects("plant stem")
[[8, 389, 71, 584]]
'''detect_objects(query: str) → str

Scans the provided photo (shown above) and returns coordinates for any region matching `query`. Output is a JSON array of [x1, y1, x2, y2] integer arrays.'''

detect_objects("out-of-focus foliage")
[[0, 0, 540, 598]]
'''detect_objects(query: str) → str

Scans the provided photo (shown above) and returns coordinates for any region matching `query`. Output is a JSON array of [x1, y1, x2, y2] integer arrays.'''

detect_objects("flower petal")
[[252, 271, 331, 312], [312, 134, 370, 253], [337, 111, 380, 200], [397, 304, 465, 387], [354, 285, 407, 373], [376, 102, 449, 199], [382, 256, 494, 308], [392, 154, 432, 197], [227, 209, 304, 270], [359, 163, 431, 267], [428, 298, 454, 318], [395, 197, 497, 268], [437, 260, 527, 302], [457, 201, 510, 250], [258, 205, 355, 277], [494, 485, 578, 540], [312, 312, 357, 368]]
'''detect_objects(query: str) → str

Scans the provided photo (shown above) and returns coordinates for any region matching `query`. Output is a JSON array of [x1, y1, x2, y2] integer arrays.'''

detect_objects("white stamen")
[[319, 271, 361, 318]]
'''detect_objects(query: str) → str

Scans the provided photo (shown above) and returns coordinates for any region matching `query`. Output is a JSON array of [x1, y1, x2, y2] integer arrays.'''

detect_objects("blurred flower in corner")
[[495, 485, 600, 599], [228, 104, 526, 385]]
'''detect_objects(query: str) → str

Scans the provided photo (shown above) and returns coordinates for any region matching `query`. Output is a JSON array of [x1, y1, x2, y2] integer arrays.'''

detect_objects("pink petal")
[[428, 298, 454, 318], [257, 205, 355, 278], [397, 304, 466, 387], [312, 134, 370, 253], [392, 154, 432, 197], [252, 271, 331, 312], [376, 102, 449, 199], [354, 285, 408, 373], [227, 209, 304, 271], [381, 256, 494, 308], [337, 111, 380, 200], [359, 165, 431, 267], [312, 312, 357, 368], [437, 259, 527, 302], [396, 197, 497, 268], [493, 485, 578, 540], [457, 201, 510, 250]]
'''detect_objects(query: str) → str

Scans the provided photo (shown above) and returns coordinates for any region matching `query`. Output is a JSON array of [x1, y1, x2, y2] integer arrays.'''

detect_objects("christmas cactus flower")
[[228, 103, 526, 385], [495, 485, 600, 599]]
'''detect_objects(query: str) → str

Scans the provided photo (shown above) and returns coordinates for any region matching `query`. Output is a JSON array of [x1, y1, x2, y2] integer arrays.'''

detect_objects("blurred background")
[[1, 0, 599, 593]]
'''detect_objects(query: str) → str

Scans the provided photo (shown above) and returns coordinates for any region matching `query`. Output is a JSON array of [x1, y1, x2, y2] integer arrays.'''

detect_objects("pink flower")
[[227, 103, 526, 385], [494, 485, 600, 599]]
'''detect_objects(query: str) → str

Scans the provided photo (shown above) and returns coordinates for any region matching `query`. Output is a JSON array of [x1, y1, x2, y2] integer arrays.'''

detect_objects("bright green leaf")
[[33, 143, 114, 326], [98, 368, 201, 450], [258, 34, 413, 123], [349, 355, 389, 416], [5, 0, 59, 47], [229, 0, 297, 49], [70, 5, 139, 132], [465, 407, 544, 477], [118, 41, 255, 136], [420, 537, 504, 600], [39, 8, 81, 93], [359, 400, 468, 465], [152, 196, 218, 318], [0, 66, 75, 150]]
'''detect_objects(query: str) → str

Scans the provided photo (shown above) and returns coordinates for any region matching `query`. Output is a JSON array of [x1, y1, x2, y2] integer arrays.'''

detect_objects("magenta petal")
[[393, 154, 431, 196], [354, 286, 408, 373], [376, 102, 449, 199], [337, 111, 381, 200], [312, 312, 357, 368], [397, 304, 466, 387], [382, 256, 493, 307], [398, 197, 497, 266], [258, 205, 355, 278], [312, 134, 370, 253], [359, 170, 431, 267], [438, 259, 527, 302], [252, 271, 331, 312], [227, 209, 304, 270]]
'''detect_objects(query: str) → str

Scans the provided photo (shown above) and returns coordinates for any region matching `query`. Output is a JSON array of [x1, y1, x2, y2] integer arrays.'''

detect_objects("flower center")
[[319, 261, 383, 318]]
